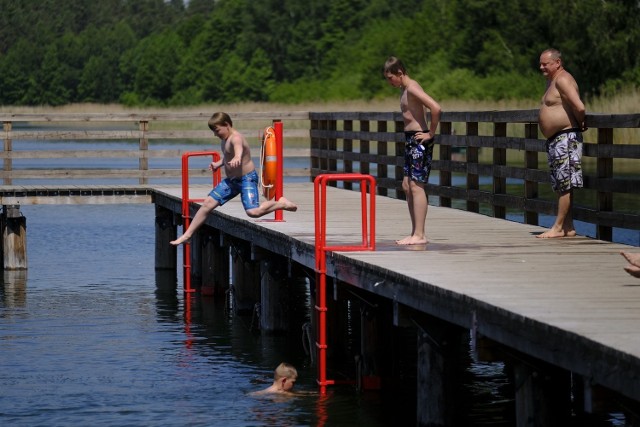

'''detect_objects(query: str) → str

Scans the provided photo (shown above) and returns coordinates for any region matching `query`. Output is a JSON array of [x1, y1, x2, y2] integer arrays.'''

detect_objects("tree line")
[[0, 0, 638, 106]]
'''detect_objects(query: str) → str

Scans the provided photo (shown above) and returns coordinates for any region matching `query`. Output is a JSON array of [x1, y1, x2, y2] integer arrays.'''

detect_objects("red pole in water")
[[274, 120, 284, 222]]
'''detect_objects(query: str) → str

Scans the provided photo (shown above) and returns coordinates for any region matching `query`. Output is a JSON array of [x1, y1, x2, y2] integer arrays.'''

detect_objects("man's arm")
[[557, 75, 586, 129]]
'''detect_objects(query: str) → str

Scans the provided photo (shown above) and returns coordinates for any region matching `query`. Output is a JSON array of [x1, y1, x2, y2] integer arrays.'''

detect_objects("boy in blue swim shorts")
[[384, 56, 441, 245], [171, 112, 297, 245]]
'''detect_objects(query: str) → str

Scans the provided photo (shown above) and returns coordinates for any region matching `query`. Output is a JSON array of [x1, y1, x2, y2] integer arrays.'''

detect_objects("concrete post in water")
[[2, 205, 27, 270], [154, 205, 176, 271]]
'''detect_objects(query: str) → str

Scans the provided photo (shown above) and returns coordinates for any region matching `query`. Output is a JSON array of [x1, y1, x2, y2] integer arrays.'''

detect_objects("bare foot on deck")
[[621, 251, 640, 268], [536, 227, 576, 239], [170, 234, 191, 246], [396, 235, 428, 245], [279, 197, 298, 212], [623, 264, 640, 278]]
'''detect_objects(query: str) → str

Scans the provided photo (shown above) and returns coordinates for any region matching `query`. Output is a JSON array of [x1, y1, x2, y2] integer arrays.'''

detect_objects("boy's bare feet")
[[170, 234, 191, 246], [536, 227, 576, 238], [621, 251, 640, 267], [623, 264, 640, 278], [279, 197, 298, 212], [396, 235, 428, 245]]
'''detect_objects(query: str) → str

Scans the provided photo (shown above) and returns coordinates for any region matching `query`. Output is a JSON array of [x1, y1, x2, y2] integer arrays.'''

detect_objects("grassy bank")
[[2, 88, 638, 114]]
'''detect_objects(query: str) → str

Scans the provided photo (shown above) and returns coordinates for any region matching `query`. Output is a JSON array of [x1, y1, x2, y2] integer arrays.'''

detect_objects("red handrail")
[[313, 173, 376, 395], [180, 151, 221, 293]]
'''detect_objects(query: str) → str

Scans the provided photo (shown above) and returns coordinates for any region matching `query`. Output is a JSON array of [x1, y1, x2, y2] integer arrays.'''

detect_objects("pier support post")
[[200, 229, 228, 297], [190, 233, 203, 290], [155, 205, 176, 270], [259, 257, 291, 333], [511, 357, 571, 426], [358, 299, 391, 390], [230, 241, 260, 315], [415, 318, 466, 427], [2, 205, 27, 270]]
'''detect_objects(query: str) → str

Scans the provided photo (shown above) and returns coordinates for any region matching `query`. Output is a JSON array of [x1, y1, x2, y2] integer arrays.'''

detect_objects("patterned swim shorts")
[[545, 128, 583, 193], [403, 131, 434, 184]]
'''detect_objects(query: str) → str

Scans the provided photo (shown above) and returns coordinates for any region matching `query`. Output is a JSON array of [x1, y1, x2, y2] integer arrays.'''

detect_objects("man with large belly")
[[537, 48, 586, 238]]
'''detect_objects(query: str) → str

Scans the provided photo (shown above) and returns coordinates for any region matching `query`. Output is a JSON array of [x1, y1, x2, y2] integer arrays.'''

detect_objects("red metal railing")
[[180, 151, 221, 293], [313, 173, 376, 395]]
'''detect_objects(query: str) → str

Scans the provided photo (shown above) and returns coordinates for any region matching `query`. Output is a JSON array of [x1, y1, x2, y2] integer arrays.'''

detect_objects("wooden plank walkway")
[[153, 182, 640, 403]]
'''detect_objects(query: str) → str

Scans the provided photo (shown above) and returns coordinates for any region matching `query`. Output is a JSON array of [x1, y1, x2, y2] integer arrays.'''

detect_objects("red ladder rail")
[[180, 151, 221, 293], [313, 173, 376, 395]]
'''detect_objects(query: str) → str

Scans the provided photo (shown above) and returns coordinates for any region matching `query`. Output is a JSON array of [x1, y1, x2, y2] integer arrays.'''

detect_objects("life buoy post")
[[259, 120, 285, 221]]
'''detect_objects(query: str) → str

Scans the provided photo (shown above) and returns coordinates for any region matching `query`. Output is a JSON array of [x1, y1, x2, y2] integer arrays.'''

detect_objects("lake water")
[[0, 136, 634, 425], [0, 203, 629, 426]]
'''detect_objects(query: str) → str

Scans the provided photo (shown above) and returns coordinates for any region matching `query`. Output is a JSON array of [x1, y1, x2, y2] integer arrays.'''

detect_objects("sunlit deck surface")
[[3, 182, 639, 402]]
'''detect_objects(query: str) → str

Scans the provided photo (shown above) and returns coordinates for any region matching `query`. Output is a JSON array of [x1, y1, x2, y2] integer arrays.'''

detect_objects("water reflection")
[[0, 270, 27, 310]]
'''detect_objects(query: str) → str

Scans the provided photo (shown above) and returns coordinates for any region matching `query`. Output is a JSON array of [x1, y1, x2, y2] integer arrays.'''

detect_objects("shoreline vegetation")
[[1, 88, 638, 114]]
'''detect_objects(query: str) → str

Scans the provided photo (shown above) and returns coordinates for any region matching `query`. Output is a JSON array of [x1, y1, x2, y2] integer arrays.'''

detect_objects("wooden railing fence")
[[310, 110, 640, 242], [1, 112, 309, 185], [2, 110, 639, 242]]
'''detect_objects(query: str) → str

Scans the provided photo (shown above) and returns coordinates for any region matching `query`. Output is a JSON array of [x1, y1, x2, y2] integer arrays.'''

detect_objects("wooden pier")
[[149, 181, 640, 425]]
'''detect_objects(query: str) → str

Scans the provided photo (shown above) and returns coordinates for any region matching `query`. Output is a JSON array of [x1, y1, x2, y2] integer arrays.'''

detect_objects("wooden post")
[[360, 120, 370, 177], [259, 257, 290, 333], [511, 358, 572, 426], [377, 120, 388, 197], [3, 121, 12, 185], [200, 229, 227, 297], [524, 123, 539, 225], [310, 118, 320, 181], [395, 120, 405, 200], [139, 120, 149, 185], [493, 122, 507, 219], [344, 120, 354, 190], [466, 122, 479, 213], [190, 233, 202, 290], [230, 242, 260, 315], [596, 128, 614, 241], [2, 205, 27, 270], [438, 122, 452, 208], [416, 319, 466, 426], [155, 205, 176, 270]]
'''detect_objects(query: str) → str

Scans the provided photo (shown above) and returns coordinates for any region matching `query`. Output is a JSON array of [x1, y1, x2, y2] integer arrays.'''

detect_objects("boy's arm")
[[227, 134, 244, 168], [410, 85, 442, 136]]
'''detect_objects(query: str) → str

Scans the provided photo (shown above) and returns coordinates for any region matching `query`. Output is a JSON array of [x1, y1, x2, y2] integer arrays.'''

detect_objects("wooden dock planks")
[[153, 182, 640, 401]]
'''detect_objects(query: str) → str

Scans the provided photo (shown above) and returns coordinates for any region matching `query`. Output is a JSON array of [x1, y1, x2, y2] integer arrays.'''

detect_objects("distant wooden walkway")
[[151, 182, 640, 406]]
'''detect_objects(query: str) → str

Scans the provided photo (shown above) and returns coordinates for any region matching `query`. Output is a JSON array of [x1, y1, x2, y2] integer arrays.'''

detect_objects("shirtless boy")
[[171, 112, 297, 246], [537, 48, 586, 238], [383, 56, 441, 245], [251, 362, 298, 395]]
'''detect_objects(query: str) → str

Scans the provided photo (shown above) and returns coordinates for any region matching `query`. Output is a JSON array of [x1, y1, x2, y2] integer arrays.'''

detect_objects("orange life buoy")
[[260, 126, 277, 200]]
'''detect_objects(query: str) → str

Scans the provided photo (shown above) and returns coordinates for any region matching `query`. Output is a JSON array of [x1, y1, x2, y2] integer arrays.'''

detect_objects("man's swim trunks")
[[209, 170, 260, 210], [545, 128, 583, 193], [404, 131, 434, 184]]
